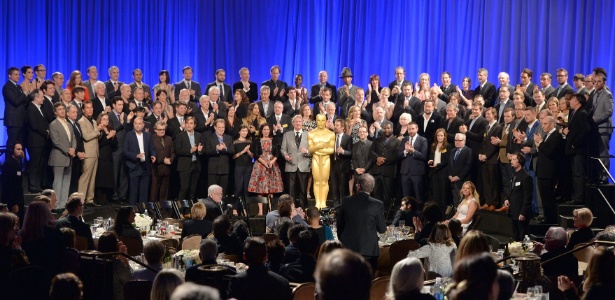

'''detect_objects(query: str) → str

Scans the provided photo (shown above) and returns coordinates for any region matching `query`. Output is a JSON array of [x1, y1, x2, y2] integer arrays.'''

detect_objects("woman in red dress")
[[248, 123, 284, 215]]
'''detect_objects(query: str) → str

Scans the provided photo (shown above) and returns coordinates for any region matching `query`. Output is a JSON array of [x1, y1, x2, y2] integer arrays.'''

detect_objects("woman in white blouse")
[[407, 223, 457, 277], [428, 128, 452, 212], [448, 181, 479, 235]]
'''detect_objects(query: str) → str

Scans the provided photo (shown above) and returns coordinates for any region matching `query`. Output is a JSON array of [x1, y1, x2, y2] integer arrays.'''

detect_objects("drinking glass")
[[399, 221, 405, 228]]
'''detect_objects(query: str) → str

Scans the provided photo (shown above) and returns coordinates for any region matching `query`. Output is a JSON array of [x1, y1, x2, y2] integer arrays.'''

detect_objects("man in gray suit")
[[281, 115, 311, 208], [590, 73, 614, 181], [48, 102, 76, 210], [82, 66, 102, 99], [540, 73, 555, 98], [129, 69, 152, 100]]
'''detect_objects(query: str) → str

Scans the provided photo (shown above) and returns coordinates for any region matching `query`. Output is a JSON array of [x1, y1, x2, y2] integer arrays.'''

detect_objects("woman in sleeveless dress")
[[449, 181, 479, 235], [247, 123, 284, 215]]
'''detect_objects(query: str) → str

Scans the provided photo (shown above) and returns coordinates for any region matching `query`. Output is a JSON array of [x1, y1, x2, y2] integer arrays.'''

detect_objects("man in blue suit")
[[123, 117, 156, 205], [398, 122, 428, 203]]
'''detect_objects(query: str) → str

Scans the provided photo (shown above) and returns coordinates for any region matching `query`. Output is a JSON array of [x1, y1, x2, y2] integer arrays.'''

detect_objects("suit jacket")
[[2, 80, 27, 127], [209, 100, 228, 118], [443, 116, 464, 142], [227, 264, 292, 300], [464, 116, 488, 155], [128, 82, 152, 99], [204, 132, 235, 174], [280, 130, 311, 172], [549, 83, 575, 100], [314, 101, 338, 116], [337, 84, 359, 112], [193, 109, 215, 134], [166, 116, 185, 138], [123, 130, 156, 176], [200, 197, 224, 222], [151, 135, 175, 176], [498, 122, 512, 163], [475, 82, 498, 107], [82, 80, 101, 101], [332, 133, 353, 172], [448, 146, 473, 181], [508, 168, 533, 219], [398, 135, 428, 176], [352, 139, 373, 174], [394, 94, 422, 118], [78, 116, 100, 158], [42, 96, 56, 123], [496, 84, 516, 102], [261, 79, 288, 103], [521, 82, 538, 106], [536, 130, 564, 179], [232, 81, 258, 102], [267, 114, 293, 146], [369, 136, 400, 177], [495, 100, 515, 123], [205, 82, 232, 104], [174, 80, 202, 103], [438, 84, 458, 102], [565, 108, 590, 155], [91, 96, 110, 120], [104, 80, 123, 100], [590, 89, 614, 134], [416, 113, 443, 145], [283, 98, 302, 116], [174, 130, 203, 172], [70, 100, 84, 121], [108, 110, 127, 149], [68, 119, 85, 153], [479, 123, 503, 164], [309, 82, 338, 103], [337, 192, 386, 257], [55, 215, 95, 250], [48, 118, 77, 167], [180, 219, 212, 240], [26, 103, 49, 148], [257, 100, 275, 118]]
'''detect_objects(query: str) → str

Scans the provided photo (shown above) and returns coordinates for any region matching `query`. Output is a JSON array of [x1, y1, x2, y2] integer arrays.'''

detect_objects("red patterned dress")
[[248, 139, 284, 194]]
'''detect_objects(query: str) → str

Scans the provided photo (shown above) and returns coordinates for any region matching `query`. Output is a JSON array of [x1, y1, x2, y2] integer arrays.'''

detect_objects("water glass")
[[527, 287, 539, 300], [399, 221, 405, 228]]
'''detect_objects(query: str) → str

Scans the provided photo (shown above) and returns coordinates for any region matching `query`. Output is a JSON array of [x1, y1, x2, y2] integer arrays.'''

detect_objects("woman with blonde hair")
[[151, 269, 185, 300], [345, 105, 367, 143], [455, 230, 490, 262], [449, 181, 479, 234], [415, 73, 431, 101], [567, 208, 594, 249], [547, 97, 560, 117], [180, 202, 212, 240], [407, 223, 457, 277]]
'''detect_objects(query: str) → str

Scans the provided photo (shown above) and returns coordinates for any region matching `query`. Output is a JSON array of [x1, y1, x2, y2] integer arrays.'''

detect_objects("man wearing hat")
[[338, 67, 359, 118]]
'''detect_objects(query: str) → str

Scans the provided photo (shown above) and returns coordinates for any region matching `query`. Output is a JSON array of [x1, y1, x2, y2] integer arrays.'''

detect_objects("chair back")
[[292, 282, 316, 300], [160, 200, 181, 219], [75, 235, 89, 251], [370, 276, 390, 300], [389, 239, 420, 266], [573, 242, 595, 263], [176, 199, 193, 219], [143, 202, 163, 219], [182, 234, 202, 250], [164, 217, 183, 230], [119, 236, 144, 256], [445, 205, 456, 219], [160, 238, 180, 251], [123, 280, 153, 300], [262, 233, 279, 244], [467, 214, 482, 231]]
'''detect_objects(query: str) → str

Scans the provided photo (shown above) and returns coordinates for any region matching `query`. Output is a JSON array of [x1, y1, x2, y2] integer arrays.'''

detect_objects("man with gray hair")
[[170, 283, 220, 300], [337, 173, 386, 270], [534, 115, 564, 224], [497, 71, 515, 103], [533, 227, 578, 280], [257, 85, 274, 118], [449, 133, 473, 205], [206, 85, 227, 118], [201, 184, 225, 222], [185, 239, 236, 298], [104, 66, 123, 100]]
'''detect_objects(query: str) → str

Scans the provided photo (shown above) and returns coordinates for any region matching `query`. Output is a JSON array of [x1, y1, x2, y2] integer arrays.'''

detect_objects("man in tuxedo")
[[257, 86, 274, 118], [128, 69, 152, 100], [54, 196, 95, 250], [40, 80, 56, 122], [478, 108, 503, 210], [443, 103, 465, 142], [123, 117, 156, 205], [416, 100, 442, 145], [175, 116, 203, 201], [49, 103, 76, 210], [504, 153, 533, 241], [175, 66, 202, 103], [104, 66, 123, 100], [540, 73, 555, 98], [310, 70, 337, 105], [83, 66, 102, 100], [206, 86, 228, 118], [167, 102, 188, 138], [474, 68, 497, 107], [352, 126, 373, 177], [534, 116, 564, 224], [398, 122, 428, 203], [392, 83, 420, 124], [200, 184, 226, 222], [589, 73, 614, 182], [67, 104, 85, 195], [205, 119, 235, 195], [91, 81, 110, 120], [517, 68, 538, 106], [330, 119, 353, 207], [449, 133, 473, 205], [26, 89, 50, 193], [232, 67, 258, 102], [281, 116, 311, 208], [261, 65, 288, 103], [205, 69, 232, 105], [336, 174, 386, 270], [435, 71, 457, 103], [77, 102, 101, 206], [388, 67, 410, 101], [550, 68, 575, 99], [337, 67, 358, 115], [150, 121, 175, 202], [564, 94, 590, 204], [108, 97, 129, 202], [284, 87, 302, 116], [3, 67, 27, 146], [369, 122, 399, 212], [495, 86, 515, 124], [497, 72, 516, 103]]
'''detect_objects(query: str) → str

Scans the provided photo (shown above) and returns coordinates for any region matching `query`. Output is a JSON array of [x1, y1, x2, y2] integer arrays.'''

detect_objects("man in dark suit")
[[200, 185, 226, 222], [478, 108, 503, 210], [150, 121, 175, 202], [167, 102, 188, 139], [460, 103, 488, 169], [205, 69, 232, 104], [185, 239, 236, 299], [91, 81, 110, 120], [495, 86, 515, 124], [388, 67, 411, 101], [330, 119, 353, 207], [261, 65, 288, 103], [283, 87, 302, 116], [129, 86, 152, 115], [128, 69, 152, 100], [449, 133, 474, 205], [549, 68, 575, 100], [205, 119, 235, 195], [279, 229, 319, 284], [309, 70, 337, 104], [227, 237, 292, 300], [2, 143, 25, 215], [337, 174, 386, 270], [174, 66, 202, 103], [474, 68, 498, 107], [564, 94, 590, 204], [108, 97, 128, 202], [54, 196, 95, 250], [312, 87, 337, 117], [123, 117, 156, 205], [232, 67, 258, 102], [496, 72, 516, 103], [398, 123, 428, 203], [267, 101, 292, 185], [52, 71, 64, 103], [369, 122, 400, 212], [104, 66, 123, 100], [3, 67, 27, 146], [26, 90, 50, 193], [67, 104, 85, 195], [256, 86, 275, 118], [504, 152, 533, 241], [416, 100, 443, 145], [435, 71, 458, 103], [392, 83, 420, 124], [82, 66, 101, 101], [40, 80, 57, 122], [174, 116, 203, 201], [442, 103, 465, 142], [588, 73, 614, 182], [206, 86, 228, 118], [352, 126, 373, 177], [540, 73, 555, 99], [534, 116, 564, 224], [517, 68, 538, 106]]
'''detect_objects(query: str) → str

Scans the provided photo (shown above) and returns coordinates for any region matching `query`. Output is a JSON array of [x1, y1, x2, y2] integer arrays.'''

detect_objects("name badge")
[[515, 182, 520, 186], [282, 124, 288, 128], [17, 171, 22, 176]]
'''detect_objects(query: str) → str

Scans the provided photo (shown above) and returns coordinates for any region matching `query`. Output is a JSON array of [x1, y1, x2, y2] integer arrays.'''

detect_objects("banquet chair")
[[75, 236, 89, 251], [123, 280, 153, 300], [176, 199, 193, 219], [370, 276, 390, 300], [142, 202, 163, 219], [292, 282, 316, 300], [159, 200, 181, 219], [389, 239, 420, 267], [573, 242, 595, 264], [119, 236, 144, 256], [160, 238, 180, 252], [182, 234, 202, 250]]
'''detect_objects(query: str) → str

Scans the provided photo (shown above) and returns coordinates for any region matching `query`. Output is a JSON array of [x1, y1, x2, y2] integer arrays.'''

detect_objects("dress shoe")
[[85, 201, 100, 207], [495, 206, 508, 212], [486, 205, 496, 211]]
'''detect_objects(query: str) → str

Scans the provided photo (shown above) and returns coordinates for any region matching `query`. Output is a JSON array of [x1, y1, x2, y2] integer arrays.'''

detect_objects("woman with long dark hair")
[[66, 70, 90, 101], [97, 231, 133, 300], [242, 103, 267, 138], [19, 201, 64, 276], [232, 89, 250, 120], [153, 70, 175, 103], [248, 123, 284, 215], [428, 128, 452, 211], [112, 206, 142, 243], [233, 125, 254, 202], [94, 112, 117, 204]]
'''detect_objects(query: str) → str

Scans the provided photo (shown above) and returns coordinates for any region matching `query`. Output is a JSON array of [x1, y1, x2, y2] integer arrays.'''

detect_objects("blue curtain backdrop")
[[1, 0, 614, 169]]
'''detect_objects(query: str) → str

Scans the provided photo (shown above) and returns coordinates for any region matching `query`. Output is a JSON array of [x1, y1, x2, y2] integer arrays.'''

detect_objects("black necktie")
[[295, 132, 301, 147]]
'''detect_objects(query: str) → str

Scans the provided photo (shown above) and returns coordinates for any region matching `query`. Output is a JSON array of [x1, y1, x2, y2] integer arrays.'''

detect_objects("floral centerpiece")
[[508, 241, 530, 256], [174, 249, 201, 268], [133, 213, 153, 231]]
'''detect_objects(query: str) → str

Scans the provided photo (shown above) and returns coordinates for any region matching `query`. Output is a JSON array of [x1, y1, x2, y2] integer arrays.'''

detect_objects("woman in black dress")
[[231, 89, 250, 120], [233, 125, 254, 203], [95, 112, 117, 204], [427, 128, 452, 212]]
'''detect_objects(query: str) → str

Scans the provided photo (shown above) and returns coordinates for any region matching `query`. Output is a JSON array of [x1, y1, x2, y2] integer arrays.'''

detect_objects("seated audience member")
[[387, 257, 436, 300], [265, 195, 292, 231], [49, 273, 84, 300], [58, 227, 80, 274], [231, 220, 250, 245], [275, 217, 295, 246], [181, 202, 213, 241], [282, 224, 306, 264], [133, 240, 165, 281], [266, 195, 308, 232], [55, 195, 95, 249], [532, 227, 578, 280], [314, 248, 373, 300], [266, 239, 286, 274], [19, 201, 64, 276], [413, 202, 443, 245], [455, 230, 490, 262], [315, 240, 344, 261], [227, 237, 292, 300], [407, 223, 457, 277], [447, 219, 463, 246], [306, 207, 334, 245], [448, 181, 479, 234], [595, 230, 615, 242], [0, 212, 29, 280], [170, 282, 221, 300], [112, 206, 143, 244], [496, 270, 515, 300], [151, 269, 185, 300], [393, 196, 421, 227], [186, 239, 236, 298], [97, 231, 133, 300], [447, 252, 499, 300], [212, 215, 243, 258], [279, 229, 320, 283], [0, 203, 7, 212], [567, 208, 594, 250], [558, 246, 615, 300]]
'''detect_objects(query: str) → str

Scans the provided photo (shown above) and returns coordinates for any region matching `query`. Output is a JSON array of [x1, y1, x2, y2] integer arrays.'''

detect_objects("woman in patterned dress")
[[248, 123, 284, 215]]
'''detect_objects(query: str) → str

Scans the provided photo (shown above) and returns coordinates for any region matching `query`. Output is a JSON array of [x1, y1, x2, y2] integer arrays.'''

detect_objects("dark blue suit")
[[449, 145, 473, 205], [123, 130, 156, 204], [398, 134, 428, 202]]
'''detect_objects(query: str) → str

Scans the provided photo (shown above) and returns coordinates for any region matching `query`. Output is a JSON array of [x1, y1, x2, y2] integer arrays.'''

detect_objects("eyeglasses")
[[454, 139, 464, 142], [154, 128, 165, 131]]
